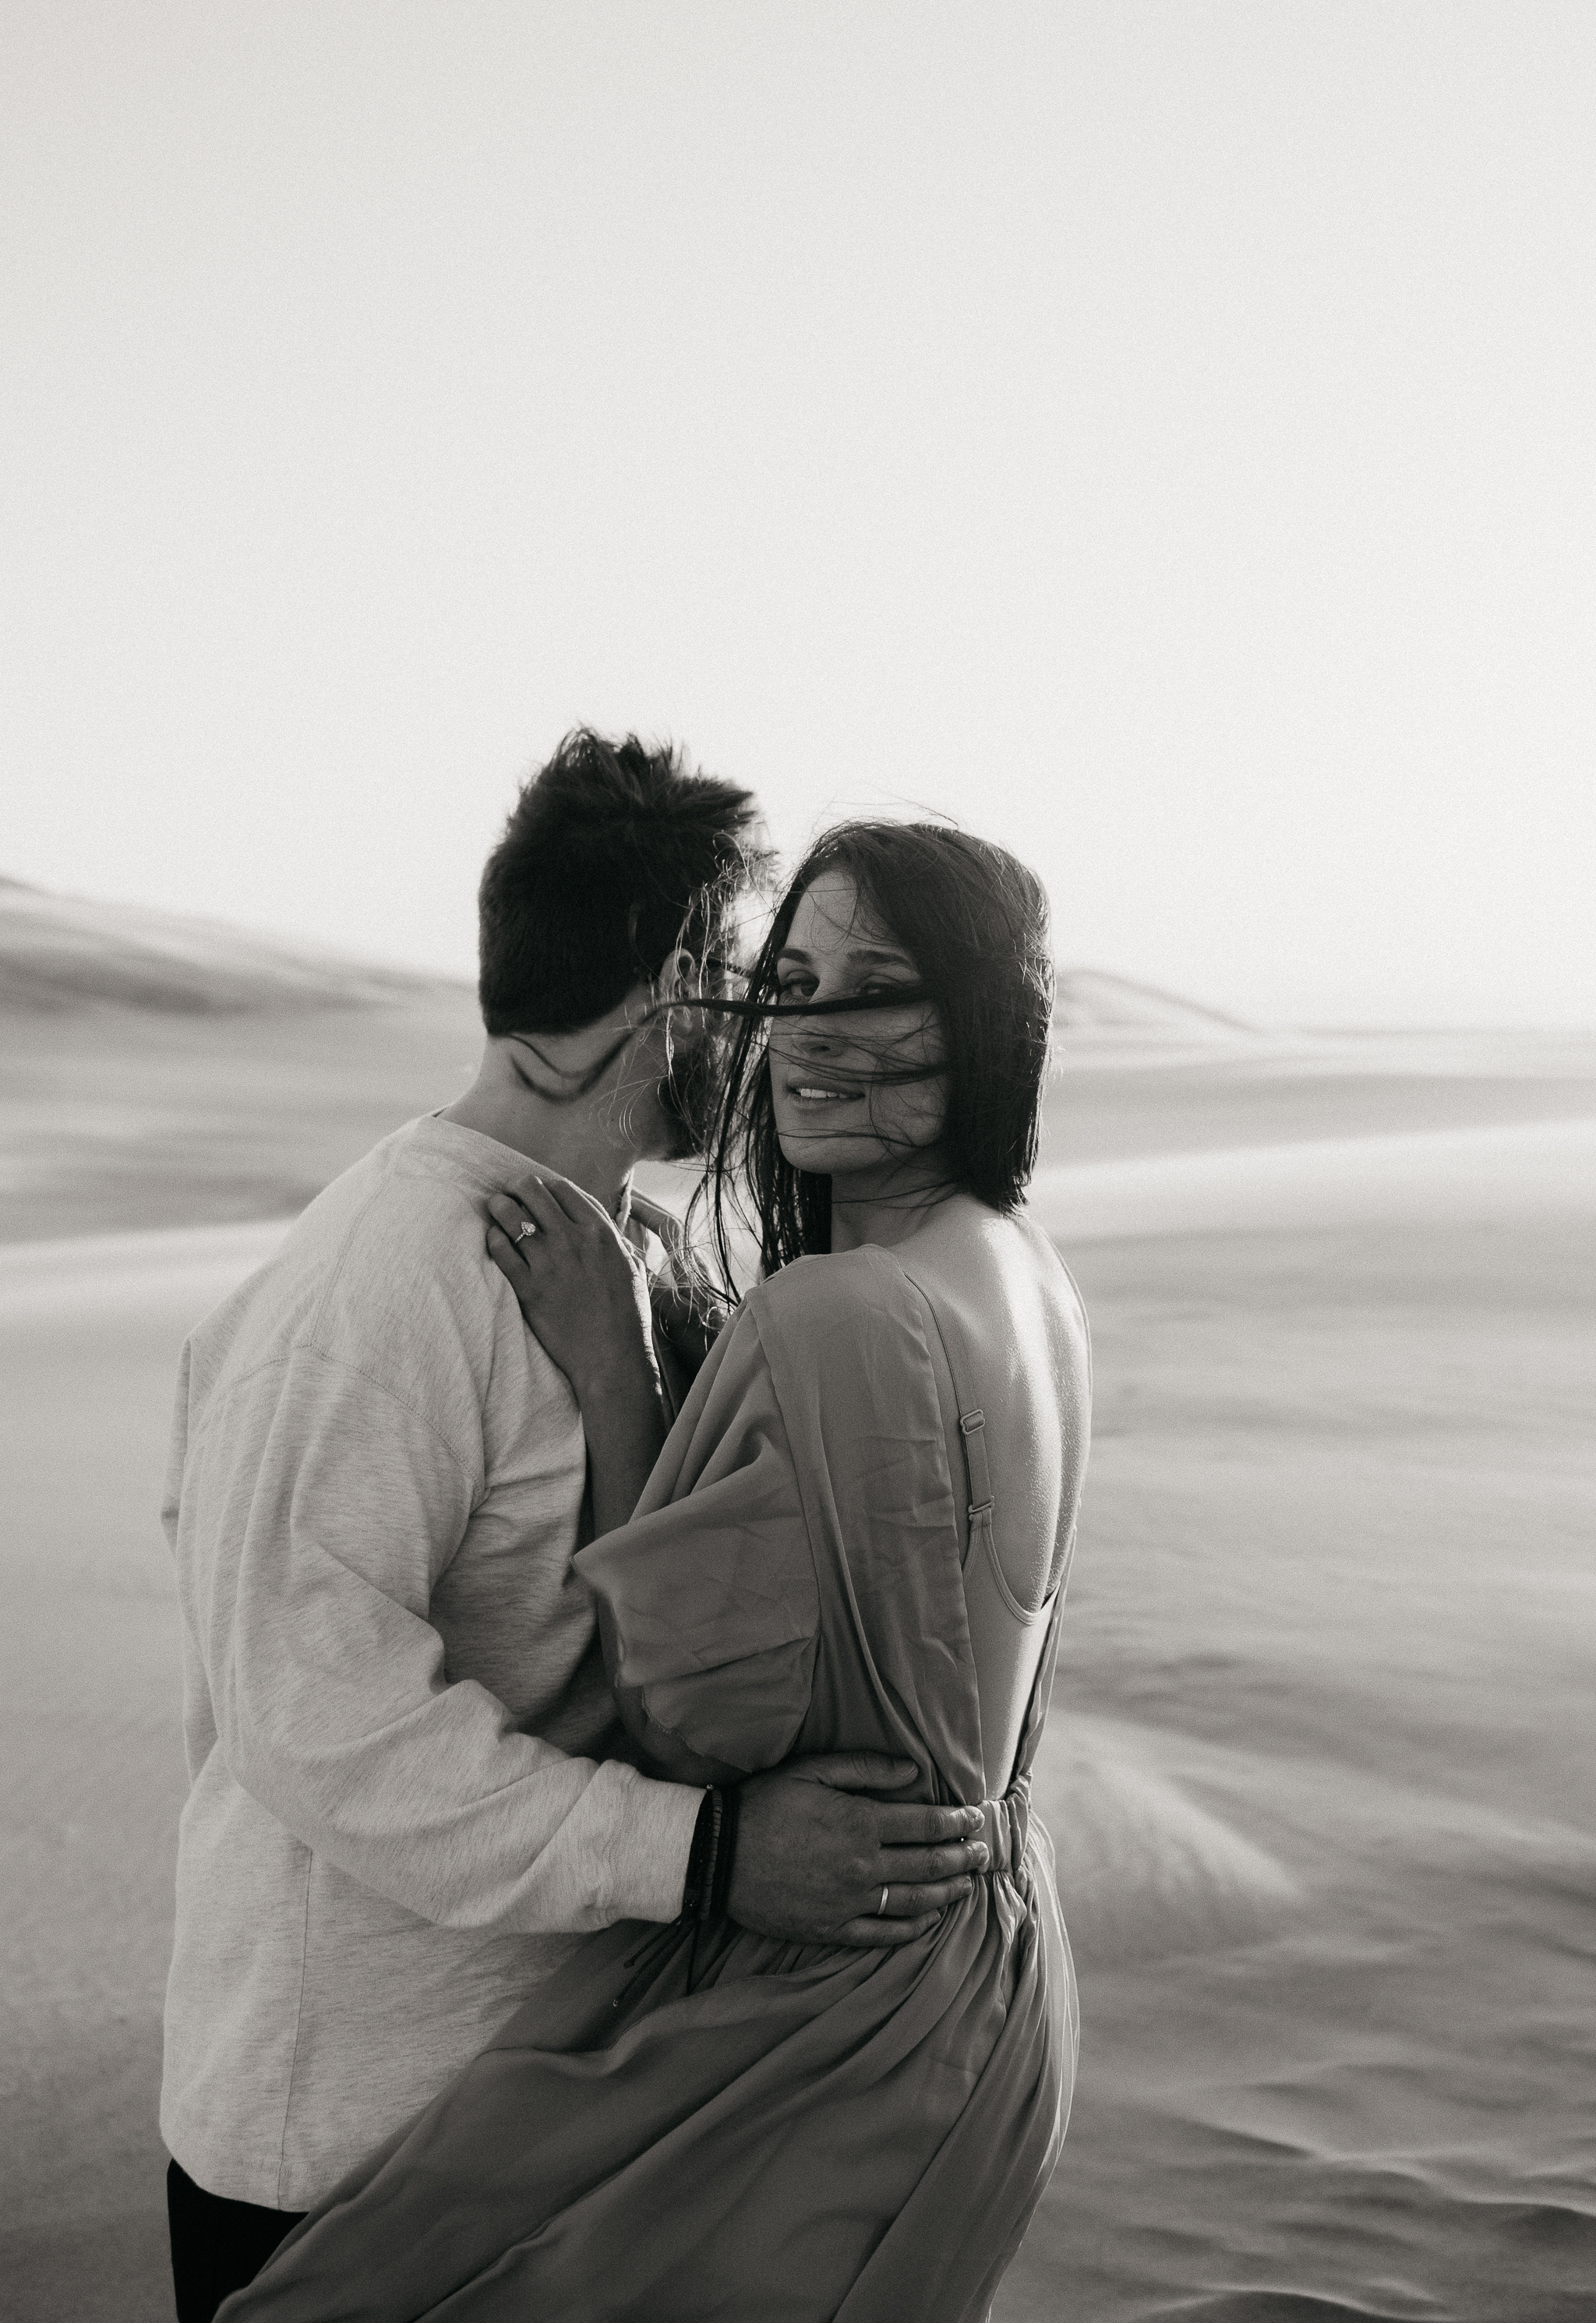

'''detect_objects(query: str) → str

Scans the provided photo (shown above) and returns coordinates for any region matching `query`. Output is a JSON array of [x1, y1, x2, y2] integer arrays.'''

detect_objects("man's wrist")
[[680, 1785, 740, 1922]]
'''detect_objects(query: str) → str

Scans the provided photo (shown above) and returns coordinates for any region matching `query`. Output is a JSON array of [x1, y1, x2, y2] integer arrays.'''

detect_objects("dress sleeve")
[[574, 1306, 821, 1785]]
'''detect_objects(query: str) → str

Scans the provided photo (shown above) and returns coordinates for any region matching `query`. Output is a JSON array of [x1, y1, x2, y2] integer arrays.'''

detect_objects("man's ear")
[[650, 948, 711, 1012], [653, 948, 700, 1004]]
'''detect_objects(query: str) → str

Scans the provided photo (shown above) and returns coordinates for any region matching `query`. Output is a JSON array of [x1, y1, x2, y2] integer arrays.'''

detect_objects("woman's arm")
[[486, 1181, 669, 1537]]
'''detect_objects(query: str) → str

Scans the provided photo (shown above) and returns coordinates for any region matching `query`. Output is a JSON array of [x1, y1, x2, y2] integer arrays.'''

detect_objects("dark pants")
[[167, 2158, 305, 2323]]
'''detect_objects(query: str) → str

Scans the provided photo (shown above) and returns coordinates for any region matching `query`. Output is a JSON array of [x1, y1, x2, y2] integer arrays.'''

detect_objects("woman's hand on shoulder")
[[486, 1177, 655, 1405]]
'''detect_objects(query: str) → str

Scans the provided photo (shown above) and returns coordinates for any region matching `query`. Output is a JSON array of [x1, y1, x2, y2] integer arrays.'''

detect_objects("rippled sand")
[[1001, 1126, 1596, 2322], [2, 1063, 1593, 2321]]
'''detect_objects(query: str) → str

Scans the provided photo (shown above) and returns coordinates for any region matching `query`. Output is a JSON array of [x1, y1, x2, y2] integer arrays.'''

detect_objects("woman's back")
[[892, 1195, 1091, 1799]]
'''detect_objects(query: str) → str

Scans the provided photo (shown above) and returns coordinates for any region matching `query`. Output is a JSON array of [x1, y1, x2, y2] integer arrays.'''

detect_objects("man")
[[161, 731, 988, 2321]]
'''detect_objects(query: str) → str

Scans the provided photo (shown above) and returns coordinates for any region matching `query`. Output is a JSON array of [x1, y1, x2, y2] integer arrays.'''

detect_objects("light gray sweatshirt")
[[160, 1115, 701, 2211]]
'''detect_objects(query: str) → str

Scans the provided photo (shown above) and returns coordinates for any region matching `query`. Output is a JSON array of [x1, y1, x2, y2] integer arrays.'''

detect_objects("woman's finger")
[[486, 1197, 549, 1280], [486, 1221, 535, 1297], [486, 1192, 538, 1245], [535, 1170, 621, 1237], [512, 1177, 575, 1235]]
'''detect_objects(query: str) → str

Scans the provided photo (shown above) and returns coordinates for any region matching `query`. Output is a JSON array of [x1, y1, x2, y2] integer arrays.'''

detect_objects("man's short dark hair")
[[478, 729, 762, 1035]]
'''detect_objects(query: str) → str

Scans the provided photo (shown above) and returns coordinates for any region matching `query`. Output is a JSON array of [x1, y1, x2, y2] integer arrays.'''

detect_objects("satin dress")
[[221, 1234, 1090, 2323]]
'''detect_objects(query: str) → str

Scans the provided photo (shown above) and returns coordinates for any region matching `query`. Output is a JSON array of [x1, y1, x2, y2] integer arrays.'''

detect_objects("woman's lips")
[[788, 1083, 860, 1102]]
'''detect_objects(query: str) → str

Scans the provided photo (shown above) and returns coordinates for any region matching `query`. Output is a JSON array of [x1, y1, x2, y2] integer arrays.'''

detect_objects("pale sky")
[[3, 1, 1593, 1026]]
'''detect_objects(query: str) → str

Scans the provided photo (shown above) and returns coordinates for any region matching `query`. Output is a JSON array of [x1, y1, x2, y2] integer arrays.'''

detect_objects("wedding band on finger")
[[877, 1886, 889, 1917]]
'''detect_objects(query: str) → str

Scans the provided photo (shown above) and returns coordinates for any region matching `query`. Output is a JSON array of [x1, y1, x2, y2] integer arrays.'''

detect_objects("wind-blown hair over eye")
[[697, 822, 1054, 1284]]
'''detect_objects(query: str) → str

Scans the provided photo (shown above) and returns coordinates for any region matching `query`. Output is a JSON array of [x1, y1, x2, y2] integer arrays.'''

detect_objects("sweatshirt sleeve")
[[173, 1342, 700, 1934]]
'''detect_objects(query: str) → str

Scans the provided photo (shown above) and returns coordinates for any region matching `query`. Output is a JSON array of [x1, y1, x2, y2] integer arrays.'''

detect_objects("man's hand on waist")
[[725, 1754, 988, 1948]]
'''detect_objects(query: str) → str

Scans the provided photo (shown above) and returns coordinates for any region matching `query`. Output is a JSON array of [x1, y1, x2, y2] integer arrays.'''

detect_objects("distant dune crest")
[[0, 876, 470, 1016], [1054, 968, 1254, 1038], [1051, 969, 1265, 1064]]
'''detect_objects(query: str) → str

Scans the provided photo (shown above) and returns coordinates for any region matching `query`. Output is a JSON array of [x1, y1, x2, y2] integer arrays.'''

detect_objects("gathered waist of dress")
[[973, 1778, 1033, 1882]]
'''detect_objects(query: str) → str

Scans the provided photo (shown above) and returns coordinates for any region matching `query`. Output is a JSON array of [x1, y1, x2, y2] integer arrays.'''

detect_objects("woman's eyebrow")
[[775, 944, 913, 968]]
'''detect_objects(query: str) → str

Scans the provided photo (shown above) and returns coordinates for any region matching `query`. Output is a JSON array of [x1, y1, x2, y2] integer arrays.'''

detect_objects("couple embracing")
[[161, 730, 1091, 2322]]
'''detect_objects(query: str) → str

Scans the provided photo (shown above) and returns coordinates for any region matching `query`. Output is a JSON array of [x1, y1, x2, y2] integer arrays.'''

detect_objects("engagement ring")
[[515, 1220, 537, 1243]]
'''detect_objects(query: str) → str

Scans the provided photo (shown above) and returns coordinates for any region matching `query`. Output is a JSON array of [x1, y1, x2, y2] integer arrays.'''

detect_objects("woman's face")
[[766, 870, 949, 1185]]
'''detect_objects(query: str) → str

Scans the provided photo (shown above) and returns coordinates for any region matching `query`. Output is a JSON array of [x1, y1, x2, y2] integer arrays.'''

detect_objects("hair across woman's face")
[[765, 870, 949, 1186], [694, 820, 1052, 1285]]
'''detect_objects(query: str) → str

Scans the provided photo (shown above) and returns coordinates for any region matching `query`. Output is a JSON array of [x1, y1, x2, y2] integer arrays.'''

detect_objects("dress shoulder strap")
[[956, 1406, 996, 1552], [911, 1282, 999, 1574]]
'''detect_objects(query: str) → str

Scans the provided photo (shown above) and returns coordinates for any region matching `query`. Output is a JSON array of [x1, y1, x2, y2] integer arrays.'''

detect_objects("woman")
[[222, 823, 1091, 2323]]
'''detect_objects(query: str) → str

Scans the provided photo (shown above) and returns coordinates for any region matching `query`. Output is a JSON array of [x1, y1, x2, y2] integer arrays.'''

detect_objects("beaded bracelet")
[[681, 1789, 717, 1918], [682, 1786, 741, 1922], [708, 1783, 740, 1919]]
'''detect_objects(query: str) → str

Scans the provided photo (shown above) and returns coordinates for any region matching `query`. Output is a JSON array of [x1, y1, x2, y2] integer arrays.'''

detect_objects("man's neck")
[[442, 1004, 665, 1216], [443, 1080, 635, 1215]]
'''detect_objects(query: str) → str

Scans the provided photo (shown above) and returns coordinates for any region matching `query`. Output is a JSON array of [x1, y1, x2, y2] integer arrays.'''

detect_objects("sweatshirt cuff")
[[613, 1773, 706, 1924]]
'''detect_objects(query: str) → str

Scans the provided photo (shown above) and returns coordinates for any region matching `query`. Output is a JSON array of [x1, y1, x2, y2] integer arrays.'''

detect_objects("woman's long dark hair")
[[692, 821, 1054, 1288]]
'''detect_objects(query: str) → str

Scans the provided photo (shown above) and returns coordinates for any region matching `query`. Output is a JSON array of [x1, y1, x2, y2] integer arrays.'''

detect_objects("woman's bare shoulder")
[[894, 1199, 1091, 1392], [742, 1212, 1088, 1396], [895, 1194, 1077, 1295]]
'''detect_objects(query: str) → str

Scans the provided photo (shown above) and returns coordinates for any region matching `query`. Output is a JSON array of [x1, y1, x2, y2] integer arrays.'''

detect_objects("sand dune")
[[0, 876, 485, 1243], [0, 874, 458, 1015], [2, 976, 1594, 2321], [1031, 1113, 1596, 1240], [1036, 1716, 1304, 1960]]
